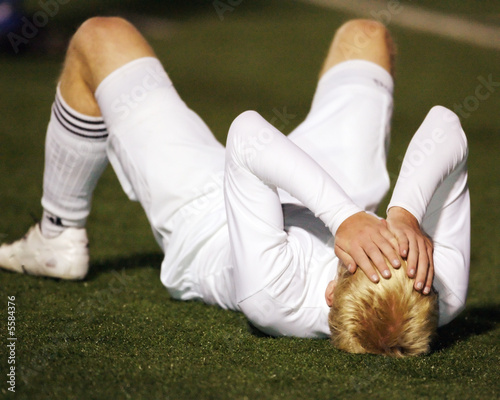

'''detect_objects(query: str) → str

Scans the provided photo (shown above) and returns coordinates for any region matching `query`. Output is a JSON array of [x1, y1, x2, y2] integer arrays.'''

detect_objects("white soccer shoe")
[[0, 224, 89, 280]]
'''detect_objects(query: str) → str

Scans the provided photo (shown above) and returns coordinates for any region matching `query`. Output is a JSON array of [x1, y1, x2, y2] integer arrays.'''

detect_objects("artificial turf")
[[0, 1, 499, 399]]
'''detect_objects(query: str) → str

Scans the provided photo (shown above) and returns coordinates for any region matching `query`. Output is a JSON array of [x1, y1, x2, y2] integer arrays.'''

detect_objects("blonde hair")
[[329, 259, 438, 357]]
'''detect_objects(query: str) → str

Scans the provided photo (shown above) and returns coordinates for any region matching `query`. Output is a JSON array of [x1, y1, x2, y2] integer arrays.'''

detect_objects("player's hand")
[[386, 206, 434, 294], [334, 211, 401, 283]]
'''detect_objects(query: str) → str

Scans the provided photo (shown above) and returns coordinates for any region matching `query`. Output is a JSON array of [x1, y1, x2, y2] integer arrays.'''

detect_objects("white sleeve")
[[388, 106, 470, 326], [224, 110, 362, 322], [387, 106, 468, 224], [226, 111, 362, 235]]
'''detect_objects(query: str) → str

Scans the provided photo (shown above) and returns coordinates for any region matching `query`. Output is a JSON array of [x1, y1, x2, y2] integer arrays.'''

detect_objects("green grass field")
[[0, 1, 499, 399]]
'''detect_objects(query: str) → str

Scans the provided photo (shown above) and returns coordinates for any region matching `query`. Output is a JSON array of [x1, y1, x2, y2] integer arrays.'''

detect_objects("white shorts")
[[96, 57, 226, 249], [285, 59, 393, 212]]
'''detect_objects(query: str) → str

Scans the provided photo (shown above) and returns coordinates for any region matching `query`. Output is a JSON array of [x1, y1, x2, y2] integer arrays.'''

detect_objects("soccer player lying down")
[[0, 18, 470, 357]]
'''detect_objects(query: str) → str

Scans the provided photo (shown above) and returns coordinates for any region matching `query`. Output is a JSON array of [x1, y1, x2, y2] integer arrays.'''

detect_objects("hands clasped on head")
[[334, 207, 434, 294]]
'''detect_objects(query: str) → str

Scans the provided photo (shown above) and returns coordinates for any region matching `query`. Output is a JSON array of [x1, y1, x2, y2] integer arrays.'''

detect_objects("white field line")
[[296, 0, 500, 51]]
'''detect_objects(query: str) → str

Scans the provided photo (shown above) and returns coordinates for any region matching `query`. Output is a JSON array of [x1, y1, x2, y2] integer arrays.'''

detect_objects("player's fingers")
[[423, 246, 434, 295], [343, 244, 380, 282], [376, 235, 401, 270], [334, 246, 357, 274], [380, 219, 399, 251], [380, 220, 400, 253], [414, 238, 429, 291], [394, 231, 410, 258], [406, 236, 418, 278], [360, 244, 388, 280]]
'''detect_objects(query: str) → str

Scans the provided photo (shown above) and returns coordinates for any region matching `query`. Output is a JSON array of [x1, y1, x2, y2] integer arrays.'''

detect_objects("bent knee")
[[72, 17, 139, 49], [67, 16, 155, 89], [336, 19, 389, 42], [322, 19, 394, 76]]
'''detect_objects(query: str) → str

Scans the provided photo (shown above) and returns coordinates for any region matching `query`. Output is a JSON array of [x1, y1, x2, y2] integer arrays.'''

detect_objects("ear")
[[325, 279, 337, 307]]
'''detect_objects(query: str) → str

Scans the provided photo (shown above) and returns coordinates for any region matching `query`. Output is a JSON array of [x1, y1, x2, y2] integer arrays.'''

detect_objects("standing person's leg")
[[287, 19, 395, 213]]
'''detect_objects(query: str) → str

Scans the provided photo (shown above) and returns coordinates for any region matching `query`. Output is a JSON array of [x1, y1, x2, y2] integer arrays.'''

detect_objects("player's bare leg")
[[0, 17, 158, 279], [320, 19, 395, 77], [59, 17, 156, 116]]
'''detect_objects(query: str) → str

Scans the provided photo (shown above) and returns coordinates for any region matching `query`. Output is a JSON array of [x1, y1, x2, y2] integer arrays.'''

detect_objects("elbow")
[[427, 105, 469, 157], [438, 300, 466, 327], [227, 110, 276, 163], [238, 298, 282, 337], [228, 110, 263, 141]]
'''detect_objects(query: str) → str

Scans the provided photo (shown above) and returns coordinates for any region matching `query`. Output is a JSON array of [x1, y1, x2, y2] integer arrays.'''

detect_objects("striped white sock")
[[40, 86, 108, 238]]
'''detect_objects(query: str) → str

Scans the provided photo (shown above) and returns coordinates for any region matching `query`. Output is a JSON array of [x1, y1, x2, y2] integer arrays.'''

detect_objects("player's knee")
[[72, 17, 137, 53], [336, 19, 388, 43], [324, 18, 394, 75], [333, 19, 392, 57], [79, 16, 131, 33], [71, 16, 156, 66], [67, 16, 155, 88]]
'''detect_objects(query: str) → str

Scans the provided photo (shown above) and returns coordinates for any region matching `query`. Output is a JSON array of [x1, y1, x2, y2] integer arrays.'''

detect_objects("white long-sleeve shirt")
[[387, 106, 470, 326], [163, 106, 470, 338]]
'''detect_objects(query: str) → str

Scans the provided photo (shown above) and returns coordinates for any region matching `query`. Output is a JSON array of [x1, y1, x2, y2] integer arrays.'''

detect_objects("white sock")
[[40, 87, 108, 238]]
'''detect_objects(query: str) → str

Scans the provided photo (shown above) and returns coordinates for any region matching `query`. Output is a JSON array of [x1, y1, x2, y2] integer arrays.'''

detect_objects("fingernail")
[[409, 269, 415, 276], [423, 287, 430, 295], [371, 274, 379, 282], [416, 282, 423, 290], [393, 259, 400, 267], [348, 264, 355, 273], [402, 249, 407, 256], [382, 270, 391, 278]]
